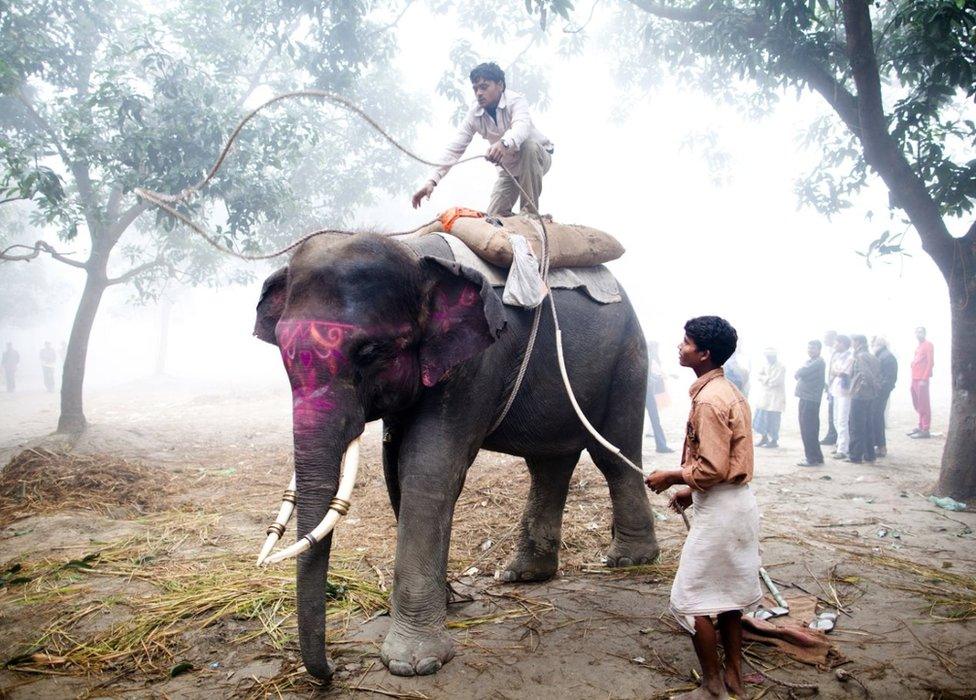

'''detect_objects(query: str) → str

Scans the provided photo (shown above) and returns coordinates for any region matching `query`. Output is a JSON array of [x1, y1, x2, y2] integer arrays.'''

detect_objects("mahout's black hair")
[[684, 316, 738, 366]]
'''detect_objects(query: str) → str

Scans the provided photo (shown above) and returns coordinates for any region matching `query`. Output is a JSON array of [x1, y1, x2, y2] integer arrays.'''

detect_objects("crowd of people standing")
[[643, 327, 937, 466]]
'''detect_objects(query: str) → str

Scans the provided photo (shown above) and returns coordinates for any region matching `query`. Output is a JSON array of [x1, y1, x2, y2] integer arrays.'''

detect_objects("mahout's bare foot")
[[671, 684, 730, 699], [724, 666, 748, 698]]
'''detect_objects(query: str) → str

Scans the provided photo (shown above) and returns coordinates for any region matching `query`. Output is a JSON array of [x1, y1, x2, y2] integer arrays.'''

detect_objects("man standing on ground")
[[645, 316, 761, 700], [753, 348, 785, 448], [644, 341, 674, 454], [2, 342, 19, 393], [820, 330, 838, 446], [848, 335, 881, 464], [909, 327, 934, 439], [795, 340, 826, 467], [828, 335, 853, 460], [39, 341, 57, 393], [411, 62, 553, 217], [871, 336, 898, 457]]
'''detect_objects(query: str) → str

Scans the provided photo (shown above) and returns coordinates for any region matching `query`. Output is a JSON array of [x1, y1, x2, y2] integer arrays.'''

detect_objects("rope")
[[137, 89, 644, 477]]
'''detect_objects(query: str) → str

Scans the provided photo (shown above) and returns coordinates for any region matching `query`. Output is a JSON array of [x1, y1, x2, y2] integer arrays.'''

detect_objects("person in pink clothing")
[[909, 326, 935, 439]]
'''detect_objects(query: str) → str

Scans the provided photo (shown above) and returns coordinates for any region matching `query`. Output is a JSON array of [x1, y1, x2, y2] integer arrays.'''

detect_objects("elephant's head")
[[252, 233, 505, 679]]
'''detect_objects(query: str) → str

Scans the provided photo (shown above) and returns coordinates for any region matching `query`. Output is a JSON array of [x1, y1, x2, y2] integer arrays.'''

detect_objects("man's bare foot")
[[672, 685, 730, 699], [724, 667, 747, 698]]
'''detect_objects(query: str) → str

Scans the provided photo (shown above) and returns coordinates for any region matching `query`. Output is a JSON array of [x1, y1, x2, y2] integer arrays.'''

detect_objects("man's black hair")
[[809, 339, 822, 350], [851, 334, 867, 348], [684, 316, 738, 366], [470, 62, 505, 88]]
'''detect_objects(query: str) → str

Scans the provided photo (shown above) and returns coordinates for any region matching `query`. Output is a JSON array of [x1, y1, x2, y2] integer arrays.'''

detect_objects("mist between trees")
[[1, 0, 974, 498]]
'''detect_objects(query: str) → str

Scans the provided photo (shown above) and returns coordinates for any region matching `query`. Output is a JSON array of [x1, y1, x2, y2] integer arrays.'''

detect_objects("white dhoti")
[[670, 482, 762, 633]]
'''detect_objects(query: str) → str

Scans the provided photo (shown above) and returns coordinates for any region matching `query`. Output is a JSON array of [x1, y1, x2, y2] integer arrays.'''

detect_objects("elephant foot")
[[380, 623, 455, 677], [499, 549, 558, 582], [604, 537, 660, 568]]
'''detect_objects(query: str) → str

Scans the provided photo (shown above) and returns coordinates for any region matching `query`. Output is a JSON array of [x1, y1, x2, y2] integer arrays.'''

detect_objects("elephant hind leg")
[[586, 358, 660, 567], [500, 452, 579, 582]]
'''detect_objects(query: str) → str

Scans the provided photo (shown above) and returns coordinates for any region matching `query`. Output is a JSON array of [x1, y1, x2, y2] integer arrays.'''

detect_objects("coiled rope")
[[136, 89, 643, 476]]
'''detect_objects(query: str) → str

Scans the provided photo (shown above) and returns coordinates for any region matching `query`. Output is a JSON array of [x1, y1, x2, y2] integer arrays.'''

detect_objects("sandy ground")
[[0, 379, 974, 699]]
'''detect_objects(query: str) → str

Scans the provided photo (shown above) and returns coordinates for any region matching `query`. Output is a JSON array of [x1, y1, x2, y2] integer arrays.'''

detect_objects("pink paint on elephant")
[[276, 320, 357, 431]]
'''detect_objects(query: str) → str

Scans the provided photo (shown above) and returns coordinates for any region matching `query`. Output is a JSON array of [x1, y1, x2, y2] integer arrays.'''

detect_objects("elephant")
[[252, 231, 659, 680]]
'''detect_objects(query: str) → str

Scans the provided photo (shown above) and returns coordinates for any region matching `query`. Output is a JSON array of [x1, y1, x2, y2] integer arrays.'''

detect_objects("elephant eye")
[[354, 341, 386, 364]]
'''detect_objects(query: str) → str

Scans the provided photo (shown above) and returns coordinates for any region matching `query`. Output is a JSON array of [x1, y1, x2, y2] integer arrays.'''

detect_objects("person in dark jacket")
[[848, 334, 882, 464], [795, 340, 826, 466], [871, 336, 898, 457], [819, 330, 838, 446]]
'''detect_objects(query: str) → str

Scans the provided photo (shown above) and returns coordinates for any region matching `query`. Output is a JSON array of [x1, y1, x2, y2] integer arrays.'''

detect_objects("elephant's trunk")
[[291, 411, 363, 681]]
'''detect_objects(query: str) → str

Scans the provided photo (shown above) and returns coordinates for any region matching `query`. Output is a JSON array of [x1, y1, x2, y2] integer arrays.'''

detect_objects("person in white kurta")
[[753, 348, 786, 447], [828, 335, 854, 458]]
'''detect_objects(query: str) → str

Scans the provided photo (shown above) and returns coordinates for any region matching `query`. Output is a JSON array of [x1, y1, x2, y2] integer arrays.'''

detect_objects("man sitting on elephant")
[[411, 61, 554, 217]]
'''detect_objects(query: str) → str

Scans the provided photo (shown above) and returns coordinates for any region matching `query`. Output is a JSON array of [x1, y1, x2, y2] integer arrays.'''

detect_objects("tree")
[[1, 0, 421, 432], [527, 0, 975, 499]]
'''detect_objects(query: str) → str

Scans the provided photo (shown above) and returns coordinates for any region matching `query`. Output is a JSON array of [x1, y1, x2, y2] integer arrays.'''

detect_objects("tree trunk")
[[57, 268, 107, 433], [936, 240, 976, 501]]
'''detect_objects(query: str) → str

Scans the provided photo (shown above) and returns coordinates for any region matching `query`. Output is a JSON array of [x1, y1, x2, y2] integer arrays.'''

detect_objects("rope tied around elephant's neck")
[[137, 90, 644, 478]]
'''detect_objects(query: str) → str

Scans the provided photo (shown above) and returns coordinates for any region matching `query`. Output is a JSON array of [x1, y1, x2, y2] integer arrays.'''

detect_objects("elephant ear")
[[418, 257, 507, 387], [253, 266, 288, 345]]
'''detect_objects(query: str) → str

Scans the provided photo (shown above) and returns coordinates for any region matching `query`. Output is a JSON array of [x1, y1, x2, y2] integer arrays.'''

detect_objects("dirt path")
[[0, 383, 973, 699]]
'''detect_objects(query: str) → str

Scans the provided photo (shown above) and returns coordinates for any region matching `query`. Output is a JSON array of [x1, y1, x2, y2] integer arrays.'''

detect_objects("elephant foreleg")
[[380, 453, 471, 676]]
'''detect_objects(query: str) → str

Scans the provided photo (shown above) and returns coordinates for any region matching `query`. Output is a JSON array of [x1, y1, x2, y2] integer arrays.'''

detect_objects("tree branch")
[[106, 258, 167, 286], [627, 0, 710, 22], [0, 240, 88, 269], [104, 200, 149, 248], [106, 187, 123, 223], [368, 0, 415, 36], [839, 0, 953, 271], [14, 89, 100, 236], [792, 56, 860, 135], [13, 90, 72, 167]]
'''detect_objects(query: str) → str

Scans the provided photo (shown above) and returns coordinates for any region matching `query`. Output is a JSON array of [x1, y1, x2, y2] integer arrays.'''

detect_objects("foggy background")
[[0, 4, 954, 425]]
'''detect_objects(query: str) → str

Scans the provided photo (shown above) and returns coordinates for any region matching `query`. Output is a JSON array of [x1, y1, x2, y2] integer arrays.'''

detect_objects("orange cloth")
[[438, 207, 485, 233], [680, 368, 754, 491]]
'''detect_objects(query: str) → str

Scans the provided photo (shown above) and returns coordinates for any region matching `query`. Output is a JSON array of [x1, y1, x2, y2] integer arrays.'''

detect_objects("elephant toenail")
[[388, 660, 416, 677], [617, 557, 633, 567], [500, 570, 517, 582], [416, 657, 442, 675]]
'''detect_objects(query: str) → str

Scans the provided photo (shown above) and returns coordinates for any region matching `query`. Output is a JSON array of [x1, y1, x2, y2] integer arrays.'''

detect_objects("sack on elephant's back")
[[417, 210, 625, 269]]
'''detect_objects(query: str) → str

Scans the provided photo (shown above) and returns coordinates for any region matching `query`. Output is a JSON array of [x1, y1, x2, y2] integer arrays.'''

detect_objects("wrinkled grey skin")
[[254, 233, 658, 680]]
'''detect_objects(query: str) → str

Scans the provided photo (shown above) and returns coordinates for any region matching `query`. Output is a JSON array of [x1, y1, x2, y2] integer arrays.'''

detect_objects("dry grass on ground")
[[0, 448, 179, 525]]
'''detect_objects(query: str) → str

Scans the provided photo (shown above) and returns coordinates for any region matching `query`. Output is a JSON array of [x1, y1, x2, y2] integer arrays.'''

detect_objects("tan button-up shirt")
[[429, 90, 553, 183], [681, 368, 754, 491]]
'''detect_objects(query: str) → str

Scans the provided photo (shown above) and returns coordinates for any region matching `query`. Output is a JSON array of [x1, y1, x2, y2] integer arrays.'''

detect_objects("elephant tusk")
[[261, 436, 361, 566], [256, 473, 298, 566]]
